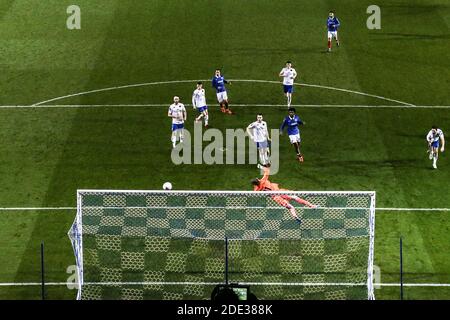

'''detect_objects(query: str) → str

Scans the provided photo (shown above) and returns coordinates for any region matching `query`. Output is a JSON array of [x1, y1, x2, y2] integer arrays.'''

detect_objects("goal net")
[[69, 190, 375, 300]]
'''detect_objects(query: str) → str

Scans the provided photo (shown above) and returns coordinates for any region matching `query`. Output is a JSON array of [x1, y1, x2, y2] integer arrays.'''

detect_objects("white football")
[[163, 182, 172, 190]]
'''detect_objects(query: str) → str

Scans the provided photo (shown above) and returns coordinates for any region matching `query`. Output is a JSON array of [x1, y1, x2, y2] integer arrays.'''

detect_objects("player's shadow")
[[370, 33, 450, 41]]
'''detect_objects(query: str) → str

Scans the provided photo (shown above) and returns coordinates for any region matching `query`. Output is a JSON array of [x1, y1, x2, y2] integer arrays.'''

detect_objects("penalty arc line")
[[30, 79, 415, 107], [237, 79, 415, 106]]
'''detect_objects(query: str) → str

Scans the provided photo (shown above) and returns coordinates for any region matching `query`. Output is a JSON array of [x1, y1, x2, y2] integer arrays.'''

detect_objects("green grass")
[[0, 0, 449, 299]]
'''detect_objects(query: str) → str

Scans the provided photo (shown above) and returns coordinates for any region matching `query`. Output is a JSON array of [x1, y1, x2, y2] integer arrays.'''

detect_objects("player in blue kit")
[[280, 107, 305, 163], [212, 69, 232, 114], [327, 11, 341, 52]]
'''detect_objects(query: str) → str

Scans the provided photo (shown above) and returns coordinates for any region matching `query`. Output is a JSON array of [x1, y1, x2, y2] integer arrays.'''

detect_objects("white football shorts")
[[289, 133, 301, 144]]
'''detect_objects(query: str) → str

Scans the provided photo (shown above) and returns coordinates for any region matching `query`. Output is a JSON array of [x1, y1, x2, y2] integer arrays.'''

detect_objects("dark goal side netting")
[[69, 190, 375, 300]]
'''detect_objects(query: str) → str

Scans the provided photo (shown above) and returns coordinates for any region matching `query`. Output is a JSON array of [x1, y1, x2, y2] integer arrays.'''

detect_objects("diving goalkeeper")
[[251, 165, 316, 224]]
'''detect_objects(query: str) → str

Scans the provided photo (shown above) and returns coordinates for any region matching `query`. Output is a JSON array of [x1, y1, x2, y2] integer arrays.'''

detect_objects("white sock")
[[287, 95, 291, 107], [205, 114, 209, 126]]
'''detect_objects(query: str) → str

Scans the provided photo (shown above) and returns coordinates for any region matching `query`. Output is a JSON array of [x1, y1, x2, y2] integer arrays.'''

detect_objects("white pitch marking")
[[1, 281, 450, 287], [30, 79, 415, 106], [77, 189, 376, 195], [33, 80, 206, 106], [0, 207, 449, 211], [3, 104, 450, 109]]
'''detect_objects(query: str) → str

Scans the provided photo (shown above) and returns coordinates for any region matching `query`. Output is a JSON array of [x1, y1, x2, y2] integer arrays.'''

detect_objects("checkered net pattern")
[[69, 191, 375, 300]]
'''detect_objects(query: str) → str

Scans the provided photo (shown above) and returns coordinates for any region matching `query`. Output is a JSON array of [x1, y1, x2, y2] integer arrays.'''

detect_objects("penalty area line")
[[2, 104, 450, 109]]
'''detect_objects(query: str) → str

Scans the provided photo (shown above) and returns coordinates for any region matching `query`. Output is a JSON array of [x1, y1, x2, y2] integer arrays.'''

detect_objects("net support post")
[[400, 237, 404, 300], [225, 236, 229, 286]]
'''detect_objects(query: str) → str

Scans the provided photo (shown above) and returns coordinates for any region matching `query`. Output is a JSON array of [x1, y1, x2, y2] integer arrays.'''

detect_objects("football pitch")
[[0, 0, 449, 300]]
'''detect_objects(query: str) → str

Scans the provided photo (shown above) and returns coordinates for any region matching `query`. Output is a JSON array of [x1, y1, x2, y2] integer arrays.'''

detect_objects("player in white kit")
[[192, 82, 209, 127], [168, 96, 187, 148], [247, 114, 271, 166], [279, 61, 298, 108], [426, 126, 445, 169]]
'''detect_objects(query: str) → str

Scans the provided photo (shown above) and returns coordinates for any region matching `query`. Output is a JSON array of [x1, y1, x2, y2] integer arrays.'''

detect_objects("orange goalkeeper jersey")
[[253, 167, 280, 191]]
